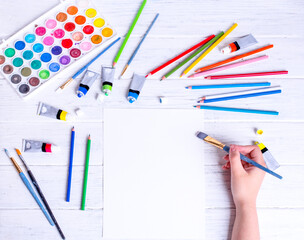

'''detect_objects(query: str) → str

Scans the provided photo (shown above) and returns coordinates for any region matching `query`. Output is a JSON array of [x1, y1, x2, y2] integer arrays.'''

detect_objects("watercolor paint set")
[[0, 0, 116, 98]]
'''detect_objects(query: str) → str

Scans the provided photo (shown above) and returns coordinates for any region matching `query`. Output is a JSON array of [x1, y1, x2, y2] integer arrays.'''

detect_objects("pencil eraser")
[[97, 93, 105, 103], [75, 108, 84, 117], [159, 96, 168, 104]]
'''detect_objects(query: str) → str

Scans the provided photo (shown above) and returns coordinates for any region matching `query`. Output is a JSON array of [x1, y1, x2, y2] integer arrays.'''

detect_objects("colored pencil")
[[81, 135, 91, 210], [113, 0, 147, 67], [194, 105, 279, 115], [15, 149, 65, 239], [188, 55, 268, 78], [205, 70, 288, 80], [198, 86, 281, 101], [200, 90, 281, 103], [195, 44, 274, 73], [186, 82, 271, 89], [4, 149, 54, 226], [181, 23, 238, 77], [161, 33, 221, 80], [66, 127, 75, 202], [57, 37, 121, 92], [196, 132, 282, 179], [146, 34, 216, 78], [120, 13, 159, 78]]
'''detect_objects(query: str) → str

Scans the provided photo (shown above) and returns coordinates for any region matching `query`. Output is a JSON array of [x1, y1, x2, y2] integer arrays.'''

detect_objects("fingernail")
[[230, 145, 236, 151]]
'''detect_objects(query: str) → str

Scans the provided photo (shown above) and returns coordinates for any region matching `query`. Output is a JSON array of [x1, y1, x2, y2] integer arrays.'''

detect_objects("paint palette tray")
[[0, 0, 116, 98]]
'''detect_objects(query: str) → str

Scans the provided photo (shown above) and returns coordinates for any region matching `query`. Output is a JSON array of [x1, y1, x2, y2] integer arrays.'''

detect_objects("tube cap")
[[77, 86, 88, 98], [221, 45, 232, 54], [127, 91, 139, 103], [51, 145, 61, 153]]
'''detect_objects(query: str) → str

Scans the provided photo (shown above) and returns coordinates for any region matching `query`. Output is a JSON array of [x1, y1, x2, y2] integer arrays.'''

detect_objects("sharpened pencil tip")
[[112, 62, 116, 68], [180, 73, 185, 78], [145, 73, 151, 78], [188, 75, 194, 78], [88, 135, 91, 140], [15, 149, 22, 155], [205, 76, 211, 79], [72, 126, 75, 131], [161, 76, 166, 81]]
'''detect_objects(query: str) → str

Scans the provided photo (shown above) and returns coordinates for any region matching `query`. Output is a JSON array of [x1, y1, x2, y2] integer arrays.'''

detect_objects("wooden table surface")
[[1, 0, 304, 239]]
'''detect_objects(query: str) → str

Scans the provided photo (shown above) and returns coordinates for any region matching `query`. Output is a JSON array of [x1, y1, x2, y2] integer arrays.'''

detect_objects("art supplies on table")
[[102, 66, 115, 96], [194, 105, 279, 115], [57, 37, 120, 92], [103, 109, 205, 239], [186, 82, 271, 89], [221, 34, 257, 54], [23, 139, 60, 153], [205, 70, 288, 80], [120, 13, 159, 78], [81, 135, 91, 210], [255, 142, 280, 171], [15, 149, 65, 239], [37, 102, 74, 121], [189, 55, 268, 78], [66, 127, 75, 202], [128, 74, 146, 103], [181, 23, 238, 77], [161, 34, 220, 80], [196, 132, 282, 179], [113, 0, 147, 67], [195, 44, 273, 73], [0, 0, 116, 98], [146, 34, 215, 78], [76, 70, 99, 98], [4, 149, 55, 225]]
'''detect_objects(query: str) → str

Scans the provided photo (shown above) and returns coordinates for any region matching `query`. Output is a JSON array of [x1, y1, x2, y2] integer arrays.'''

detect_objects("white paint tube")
[[22, 139, 60, 153], [127, 74, 146, 103], [221, 34, 258, 54], [255, 142, 280, 171], [77, 70, 100, 98], [37, 102, 74, 121]]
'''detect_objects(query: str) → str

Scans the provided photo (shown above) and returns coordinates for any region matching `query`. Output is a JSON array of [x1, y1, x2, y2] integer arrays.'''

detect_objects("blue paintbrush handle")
[[19, 172, 55, 225], [223, 146, 282, 179]]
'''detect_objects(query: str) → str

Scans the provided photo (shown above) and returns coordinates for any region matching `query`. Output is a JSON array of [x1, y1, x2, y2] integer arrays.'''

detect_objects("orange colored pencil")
[[194, 44, 274, 73]]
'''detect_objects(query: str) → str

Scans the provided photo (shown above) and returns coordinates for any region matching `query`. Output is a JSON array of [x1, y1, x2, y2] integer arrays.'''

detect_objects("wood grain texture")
[[0, 0, 303, 239]]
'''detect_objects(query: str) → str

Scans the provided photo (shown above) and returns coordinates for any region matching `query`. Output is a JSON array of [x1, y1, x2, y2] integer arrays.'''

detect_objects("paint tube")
[[127, 73, 146, 103], [255, 142, 280, 171], [221, 34, 257, 54], [37, 102, 74, 121], [77, 70, 100, 98], [23, 139, 60, 153], [102, 66, 115, 96]]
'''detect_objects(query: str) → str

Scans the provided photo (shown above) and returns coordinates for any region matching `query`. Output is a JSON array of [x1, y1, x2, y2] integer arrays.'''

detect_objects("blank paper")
[[103, 109, 205, 240]]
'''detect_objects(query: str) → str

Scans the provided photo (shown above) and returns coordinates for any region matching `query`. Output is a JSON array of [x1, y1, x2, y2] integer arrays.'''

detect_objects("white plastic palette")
[[0, 0, 116, 98]]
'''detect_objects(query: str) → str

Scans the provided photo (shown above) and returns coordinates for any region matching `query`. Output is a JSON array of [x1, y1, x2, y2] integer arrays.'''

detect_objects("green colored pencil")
[[161, 31, 224, 80], [81, 135, 91, 211], [113, 0, 147, 67]]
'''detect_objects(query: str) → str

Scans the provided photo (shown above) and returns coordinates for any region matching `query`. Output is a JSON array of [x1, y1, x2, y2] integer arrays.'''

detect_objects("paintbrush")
[[196, 132, 282, 179]]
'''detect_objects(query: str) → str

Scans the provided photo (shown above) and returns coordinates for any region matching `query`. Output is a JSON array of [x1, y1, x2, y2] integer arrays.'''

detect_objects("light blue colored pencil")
[[194, 105, 279, 115], [186, 82, 271, 89], [120, 13, 159, 78], [4, 149, 54, 226], [201, 90, 281, 103]]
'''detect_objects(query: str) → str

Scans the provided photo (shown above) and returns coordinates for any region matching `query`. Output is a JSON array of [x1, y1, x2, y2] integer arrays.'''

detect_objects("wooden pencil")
[[81, 135, 91, 210], [205, 70, 288, 79]]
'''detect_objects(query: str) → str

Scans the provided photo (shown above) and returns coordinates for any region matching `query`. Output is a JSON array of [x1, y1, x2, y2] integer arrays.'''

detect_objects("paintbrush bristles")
[[196, 132, 225, 149], [4, 149, 23, 173]]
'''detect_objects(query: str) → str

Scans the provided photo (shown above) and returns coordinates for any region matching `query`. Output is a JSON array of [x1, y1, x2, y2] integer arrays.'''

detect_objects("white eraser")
[[97, 93, 105, 103], [159, 96, 168, 104], [75, 108, 84, 117]]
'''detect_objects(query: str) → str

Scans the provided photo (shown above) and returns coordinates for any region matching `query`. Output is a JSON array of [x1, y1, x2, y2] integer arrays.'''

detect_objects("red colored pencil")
[[145, 35, 215, 78], [205, 71, 288, 80]]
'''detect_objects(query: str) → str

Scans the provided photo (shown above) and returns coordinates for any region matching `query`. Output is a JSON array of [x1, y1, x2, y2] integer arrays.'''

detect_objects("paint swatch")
[[0, 0, 115, 98]]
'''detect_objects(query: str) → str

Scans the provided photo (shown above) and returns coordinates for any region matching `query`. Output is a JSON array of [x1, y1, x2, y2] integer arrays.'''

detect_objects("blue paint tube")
[[77, 70, 100, 98], [127, 73, 146, 103]]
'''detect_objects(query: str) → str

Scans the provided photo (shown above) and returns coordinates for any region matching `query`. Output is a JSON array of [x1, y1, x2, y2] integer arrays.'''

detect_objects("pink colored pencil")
[[145, 35, 215, 78], [188, 55, 268, 78], [205, 71, 288, 79]]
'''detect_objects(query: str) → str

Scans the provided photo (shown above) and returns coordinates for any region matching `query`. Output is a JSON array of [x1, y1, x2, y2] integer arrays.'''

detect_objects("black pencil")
[[16, 148, 65, 239]]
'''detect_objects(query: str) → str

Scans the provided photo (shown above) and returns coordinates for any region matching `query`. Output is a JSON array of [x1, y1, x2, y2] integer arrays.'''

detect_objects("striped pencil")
[[146, 35, 216, 78], [188, 55, 268, 78], [181, 23, 238, 77], [194, 105, 279, 115], [186, 82, 271, 89], [194, 44, 274, 73], [205, 71, 288, 79]]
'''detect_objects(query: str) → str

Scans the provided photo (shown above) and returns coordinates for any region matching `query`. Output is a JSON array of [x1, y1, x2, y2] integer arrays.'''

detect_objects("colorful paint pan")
[[0, 0, 116, 98]]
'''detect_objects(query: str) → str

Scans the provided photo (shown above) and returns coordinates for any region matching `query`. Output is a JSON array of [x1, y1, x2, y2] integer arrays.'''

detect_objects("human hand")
[[222, 145, 266, 208]]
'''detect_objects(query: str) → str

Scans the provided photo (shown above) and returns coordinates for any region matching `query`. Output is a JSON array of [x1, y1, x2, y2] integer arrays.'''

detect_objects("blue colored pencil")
[[66, 127, 75, 202], [200, 90, 281, 103], [4, 149, 54, 225], [57, 37, 121, 92], [120, 14, 159, 78], [186, 82, 271, 89], [194, 105, 279, 115]]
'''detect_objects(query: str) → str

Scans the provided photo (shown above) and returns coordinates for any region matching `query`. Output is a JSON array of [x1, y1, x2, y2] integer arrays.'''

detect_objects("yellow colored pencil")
[[180, 23, 238, 77]]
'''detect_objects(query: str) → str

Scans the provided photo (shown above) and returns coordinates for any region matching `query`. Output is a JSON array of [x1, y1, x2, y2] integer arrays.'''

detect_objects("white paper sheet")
[[103, 109, 205, 240]]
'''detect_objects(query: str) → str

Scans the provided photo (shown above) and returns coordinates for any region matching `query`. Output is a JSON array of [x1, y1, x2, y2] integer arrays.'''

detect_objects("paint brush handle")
[[27, 170, 65, 239], [223, 146, 282, 179], [19, 172, 55, 225]]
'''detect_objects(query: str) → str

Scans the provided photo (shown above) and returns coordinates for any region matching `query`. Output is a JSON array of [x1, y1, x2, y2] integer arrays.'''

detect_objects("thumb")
[[229, 145, 246, 175]]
